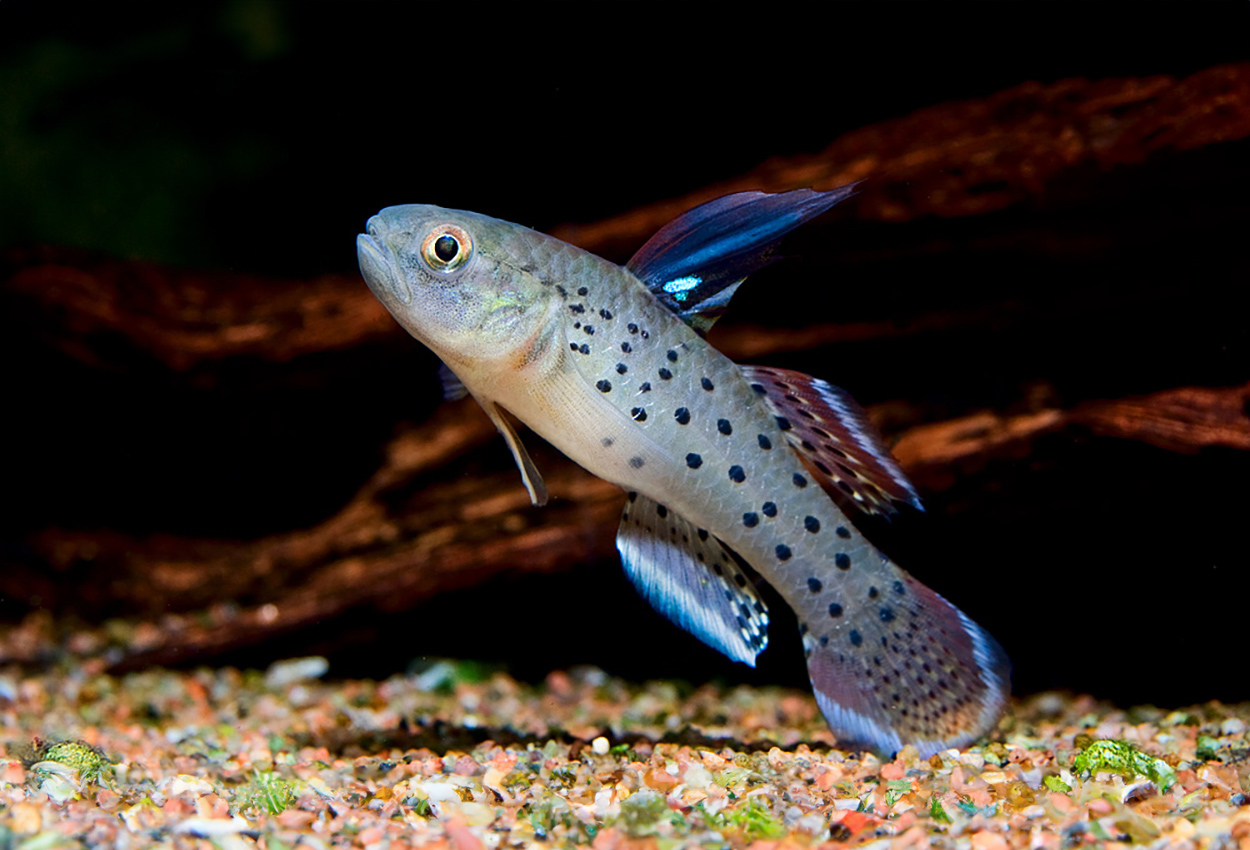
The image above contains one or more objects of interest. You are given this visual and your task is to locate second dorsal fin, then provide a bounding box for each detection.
[741,365,922,520]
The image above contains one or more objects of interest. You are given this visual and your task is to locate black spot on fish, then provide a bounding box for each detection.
[569,343,579,352]
[849,629,863,647]
[641,329,650,339]
[621,342,632,353]
[569,304,585,314]
[757,434,772,450]
[804,516,820,533]
[615,363,628,374]
[599,308,613,320]
[734,573,746,587]
[820,635,830,647]
[658,368,672,380]
[596,379,611,392]
[631,407,647,421]
[807,577,822,593]
[655,503,667,517]
[666,349,678,362]
[627,323,638,334]
[555,284,567,297]
[577,286,588,296]
[728,465,745,483]
[697,529,708,541]
[717,418,732,435]
[628,492,638,502]
[836,526,851,539]
[828,602,842,617]
[893,580,906,595]
[701,377,715,391]
[742,512,759,528]
[638,382,650,393]
[584,325,595,335]
[629,456,644,469]
[674,407,690,425]
[880,607,896,623]
[685,453,702,469]
[761,501,777,517]
[775,544,792,561]
[793,473,808,488]
[775,416,792,431]
[574,322,581,329]
[579,344,590,355]
[868,586,878,598]
[835,553,851,570]
[602,437,613,447]
[750,383,766,395]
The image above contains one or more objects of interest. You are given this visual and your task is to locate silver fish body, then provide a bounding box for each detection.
[357,192,1009,756]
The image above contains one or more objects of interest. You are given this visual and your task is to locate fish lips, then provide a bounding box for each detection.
[356,228,412,306]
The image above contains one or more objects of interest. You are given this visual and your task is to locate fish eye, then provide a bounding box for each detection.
[420,224,473,272]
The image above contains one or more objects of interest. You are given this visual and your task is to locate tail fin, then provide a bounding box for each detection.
[801,572,1010,758]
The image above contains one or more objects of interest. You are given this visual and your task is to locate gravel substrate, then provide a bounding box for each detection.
[1,651,1247,849]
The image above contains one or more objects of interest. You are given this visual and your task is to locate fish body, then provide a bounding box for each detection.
[357,189,1009,756]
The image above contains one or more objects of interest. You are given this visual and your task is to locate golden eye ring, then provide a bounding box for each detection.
[420,224,474,272]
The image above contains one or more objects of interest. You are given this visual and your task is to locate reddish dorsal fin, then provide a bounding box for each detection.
[740,366,922,520]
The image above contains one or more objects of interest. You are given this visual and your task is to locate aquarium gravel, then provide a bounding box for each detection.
[0,634,1247,849]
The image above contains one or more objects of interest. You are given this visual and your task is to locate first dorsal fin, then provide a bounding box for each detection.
[741,365,922,520]
[627,186,857,334]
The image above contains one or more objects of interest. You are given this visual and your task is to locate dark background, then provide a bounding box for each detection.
[2,3,1248,708]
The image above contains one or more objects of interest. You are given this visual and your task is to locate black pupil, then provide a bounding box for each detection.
[433,234,459,263]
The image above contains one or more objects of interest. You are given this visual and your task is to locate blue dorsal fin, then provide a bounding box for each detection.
[616,493,769,666]
[627,185,858,333]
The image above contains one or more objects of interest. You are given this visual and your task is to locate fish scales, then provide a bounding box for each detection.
[357,189,1010,756]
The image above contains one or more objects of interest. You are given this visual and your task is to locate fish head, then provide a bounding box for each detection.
[357,204,558,375]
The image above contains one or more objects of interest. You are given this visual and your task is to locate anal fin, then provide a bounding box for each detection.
[617,493,768,666]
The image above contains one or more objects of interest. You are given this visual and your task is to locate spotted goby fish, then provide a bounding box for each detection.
[356,188,1010,756]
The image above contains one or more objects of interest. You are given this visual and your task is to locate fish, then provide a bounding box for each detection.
[356,187,1010,756]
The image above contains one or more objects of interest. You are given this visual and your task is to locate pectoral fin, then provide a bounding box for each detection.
[616,493,768,666]
[479,399,548,506]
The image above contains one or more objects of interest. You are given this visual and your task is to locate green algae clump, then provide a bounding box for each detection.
[1072,740,1176,791]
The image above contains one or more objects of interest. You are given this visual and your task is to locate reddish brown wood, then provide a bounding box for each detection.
[3,65,1248,670]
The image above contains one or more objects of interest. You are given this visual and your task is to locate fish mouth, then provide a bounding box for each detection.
[356,226,411,306]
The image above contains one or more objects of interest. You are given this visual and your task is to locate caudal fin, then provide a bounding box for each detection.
[802,573,1010,758]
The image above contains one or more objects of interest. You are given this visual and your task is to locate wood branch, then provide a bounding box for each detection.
[5,65,1247,377]
[2,245,394,372]
[3,65,1248,679]
[3,378,1245,670]
[552,64,1250,258]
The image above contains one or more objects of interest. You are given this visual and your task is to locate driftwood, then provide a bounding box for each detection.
[3,65,1249,702]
